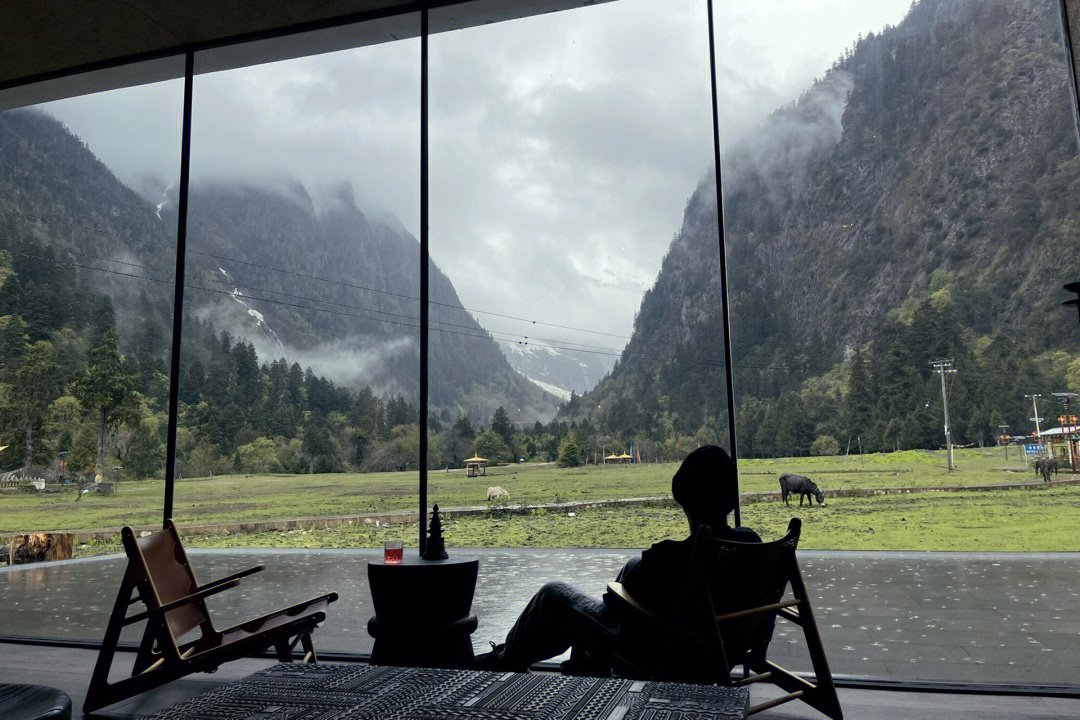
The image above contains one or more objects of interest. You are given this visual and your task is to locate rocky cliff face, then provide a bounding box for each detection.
[570,0,1080,441]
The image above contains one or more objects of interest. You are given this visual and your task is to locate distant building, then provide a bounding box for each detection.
[465,456,488,477]
[1036,426,1079,471]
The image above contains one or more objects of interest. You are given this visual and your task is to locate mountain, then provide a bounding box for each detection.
[0,109,559,426]
[565,0,1080,456]
[500,342,615,401]
[176,180,559,424]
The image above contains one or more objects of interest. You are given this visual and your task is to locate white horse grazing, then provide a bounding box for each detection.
[487,486,510,501]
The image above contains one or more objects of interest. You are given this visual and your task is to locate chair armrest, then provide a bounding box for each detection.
[715,598,800,624]
[604,582,658,619]
[199,565,265,591]
[123,579,241,625]
[216,592,338,636]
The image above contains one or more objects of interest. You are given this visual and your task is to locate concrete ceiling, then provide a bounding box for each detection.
[0,0,608,110]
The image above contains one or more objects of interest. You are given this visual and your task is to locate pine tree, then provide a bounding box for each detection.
[72,331,140,480]
[13,340,60,472]
[491,406,513,447]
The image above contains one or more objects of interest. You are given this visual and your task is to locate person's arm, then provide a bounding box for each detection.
[616,541,683,614]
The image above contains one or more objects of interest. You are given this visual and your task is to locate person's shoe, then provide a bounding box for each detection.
[474,642,506,671]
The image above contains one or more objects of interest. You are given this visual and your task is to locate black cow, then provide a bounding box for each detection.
[779,474,826,507]
[1035,457,1057,483]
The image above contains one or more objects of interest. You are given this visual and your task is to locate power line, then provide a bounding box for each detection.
[5,204,762,369]
[3,205,812,374]
[1,206,643,341]
[3,214,772,368]
[3,237,1054,384]
[3,246,750,371]
[2,236,676,358]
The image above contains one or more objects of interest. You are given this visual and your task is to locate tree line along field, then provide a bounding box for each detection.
[4,447,1072,553]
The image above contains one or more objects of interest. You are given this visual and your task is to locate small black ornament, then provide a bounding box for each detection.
[423,504,449,560]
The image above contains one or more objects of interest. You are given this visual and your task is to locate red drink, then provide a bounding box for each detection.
[384,541,404,564]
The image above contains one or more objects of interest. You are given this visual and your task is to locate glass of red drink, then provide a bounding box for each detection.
[384,540,403,564]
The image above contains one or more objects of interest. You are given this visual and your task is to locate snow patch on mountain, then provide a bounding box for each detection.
[499,340,615,398]
[525,376,573,402]
[216,265,287,357]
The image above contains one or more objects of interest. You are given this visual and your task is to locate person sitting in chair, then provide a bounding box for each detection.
[476,445,760,673]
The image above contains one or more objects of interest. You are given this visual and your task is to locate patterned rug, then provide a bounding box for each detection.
[138,663,749,720]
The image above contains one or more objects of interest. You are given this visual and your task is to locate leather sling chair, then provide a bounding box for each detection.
[581,519,842,719]
[84,520,337,714]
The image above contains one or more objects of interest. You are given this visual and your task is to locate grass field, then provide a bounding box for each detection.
[74,484,1080,555]
[3,446,1070,555]
[0,447,1035,533]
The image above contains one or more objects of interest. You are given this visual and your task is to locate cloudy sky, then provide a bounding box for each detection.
[40,0,911,352]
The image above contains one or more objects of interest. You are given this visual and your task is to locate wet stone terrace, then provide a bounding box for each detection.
[1,548,1077,687]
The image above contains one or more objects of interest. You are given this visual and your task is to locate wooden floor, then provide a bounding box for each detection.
[3,643,1079,719]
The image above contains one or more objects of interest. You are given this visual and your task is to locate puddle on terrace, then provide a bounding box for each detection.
[2,548,1078,686]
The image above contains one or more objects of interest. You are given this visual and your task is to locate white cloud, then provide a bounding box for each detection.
[38,0,912,349]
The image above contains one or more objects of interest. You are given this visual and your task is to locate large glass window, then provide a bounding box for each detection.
[2,0,1079,691]
[719,0,1080,686]
[0,62,184,642]
[169,17,420,654]
[428,0,727,650]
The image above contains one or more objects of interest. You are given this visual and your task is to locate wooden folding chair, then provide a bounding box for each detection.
[84,520,338,714]
[594,519,842,719]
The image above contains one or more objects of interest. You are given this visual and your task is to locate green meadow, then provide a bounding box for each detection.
[75,484,1080,556]
[2,446,1070,555]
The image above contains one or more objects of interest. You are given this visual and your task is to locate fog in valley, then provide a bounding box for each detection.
[37,0,911,388]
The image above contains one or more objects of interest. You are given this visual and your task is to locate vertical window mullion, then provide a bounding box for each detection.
[705,0,741,526]
[163,49,195,527]
[419,7,430,554]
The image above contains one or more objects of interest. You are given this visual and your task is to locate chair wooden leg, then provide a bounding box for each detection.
[274,639,293,663]
[301,632,318,663]
[131,617,161,675]
[84,569,138,714]
[788,561,843,720]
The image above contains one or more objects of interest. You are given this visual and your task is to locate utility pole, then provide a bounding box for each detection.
[1025,394,1044,441]
[1052,392,1079,473]
[930,359,956,471]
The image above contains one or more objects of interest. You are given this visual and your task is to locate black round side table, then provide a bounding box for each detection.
[367,555,479,669]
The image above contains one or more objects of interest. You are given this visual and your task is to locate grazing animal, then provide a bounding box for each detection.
[1035,457,1063,483]
[779,474,826,507]
[487,486,510,501]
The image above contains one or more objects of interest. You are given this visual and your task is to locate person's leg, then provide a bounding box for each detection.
[496,582,617,671]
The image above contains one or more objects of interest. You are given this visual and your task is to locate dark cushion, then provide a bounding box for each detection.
[0,684,72,720]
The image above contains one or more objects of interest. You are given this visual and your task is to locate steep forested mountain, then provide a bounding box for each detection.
[568,0,1080,457]
[177,180,558,422]
[0,108,556,478]
[0,109,555,423]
